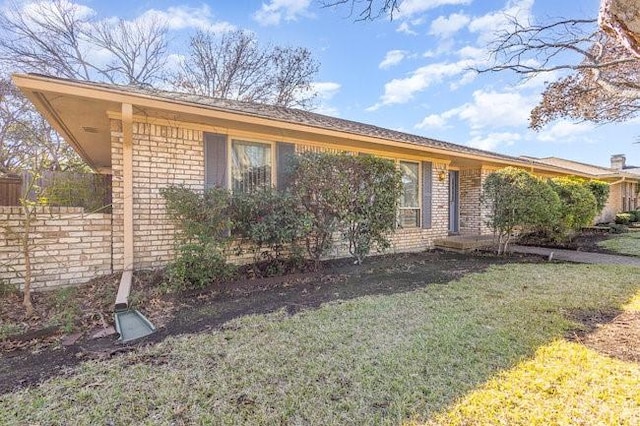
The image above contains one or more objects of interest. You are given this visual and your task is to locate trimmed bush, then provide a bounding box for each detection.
[290,151,403,265]
[584,179,609,214]
[548,177,598,238]
[482,167,561,254]
[230,188,311,276]
[615,213,633,225]
[161,185,234,290]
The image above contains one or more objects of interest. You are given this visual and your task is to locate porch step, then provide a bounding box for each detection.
[433,235,495,252]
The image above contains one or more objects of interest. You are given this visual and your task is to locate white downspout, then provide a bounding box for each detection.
[115,103,134,310]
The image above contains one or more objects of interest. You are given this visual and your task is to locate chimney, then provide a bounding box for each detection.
[611,154,626,170]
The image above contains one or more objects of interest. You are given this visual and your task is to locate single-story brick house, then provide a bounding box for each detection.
[10,73,624,299]
[522,156,640,223]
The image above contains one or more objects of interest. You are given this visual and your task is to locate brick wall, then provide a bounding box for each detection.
[0,206,112,290]
[111,121,204,270]
[110,121,454,268]
[459,168,492,236]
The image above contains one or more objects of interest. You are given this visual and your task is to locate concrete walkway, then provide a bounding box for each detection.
[510,245,640,266]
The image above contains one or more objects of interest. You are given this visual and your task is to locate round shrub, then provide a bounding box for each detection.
[615,213,633,225]
[549,177,598,236]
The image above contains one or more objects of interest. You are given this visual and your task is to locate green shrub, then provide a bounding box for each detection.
[166,242,234,290]
[615,213,633,225]
[161,185,233,290]
[289,152,343,267]
[609,223,629,234]
[584,179,609,213]
[290,152,403,265]
[230,188,311,276]
[621,211,638,223]
[482,167,561,254]
[548,178,598,238]
[338,155,403,264]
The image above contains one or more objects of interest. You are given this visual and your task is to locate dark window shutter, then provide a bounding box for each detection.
[422,161,432,229]
[204,133,228,189]
[276,142,295,191]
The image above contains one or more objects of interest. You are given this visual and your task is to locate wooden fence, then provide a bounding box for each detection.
[0,172,112,211]
[0,175,22,206]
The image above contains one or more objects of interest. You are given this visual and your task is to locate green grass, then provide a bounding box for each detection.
[1,263,639,425]
[598,231,640,256]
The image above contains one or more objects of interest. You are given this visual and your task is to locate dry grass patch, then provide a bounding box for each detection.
[423,340,640,426]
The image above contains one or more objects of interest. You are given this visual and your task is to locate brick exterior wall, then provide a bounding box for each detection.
[0,206,112,290]
[111,121,204,270]
[459,168,492,235]
[110,121,454,268]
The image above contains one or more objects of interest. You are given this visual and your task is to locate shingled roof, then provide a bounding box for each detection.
[521,156,640,179]
[30,74,550,168]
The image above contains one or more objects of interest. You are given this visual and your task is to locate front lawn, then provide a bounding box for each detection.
[1,262,639,425]
[598,230,640,256]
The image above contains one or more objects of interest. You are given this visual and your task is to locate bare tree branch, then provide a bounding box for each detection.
[170,30,319,109]
[476,13,640,129]
[320,0,401,21]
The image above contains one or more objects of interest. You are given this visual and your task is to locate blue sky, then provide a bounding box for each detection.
[33,0,640,167]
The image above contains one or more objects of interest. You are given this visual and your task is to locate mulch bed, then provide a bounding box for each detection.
[517,230,620,254]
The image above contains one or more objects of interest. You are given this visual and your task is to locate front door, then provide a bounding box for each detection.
[448,170,459,234]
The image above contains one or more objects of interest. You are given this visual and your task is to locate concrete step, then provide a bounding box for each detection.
[433,235,495,252]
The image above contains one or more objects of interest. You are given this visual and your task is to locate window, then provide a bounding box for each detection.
[231,140,272,193]
[399,160,420,228]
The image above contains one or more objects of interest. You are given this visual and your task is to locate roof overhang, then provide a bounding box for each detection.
[12,73,601,178]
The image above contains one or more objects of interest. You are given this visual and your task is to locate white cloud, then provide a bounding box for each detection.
[21,0,95,22]
[140,5,235,32]
[415,88,535,132]
[379,50,409,69]
[312,81,341,100]
[396,21,418,35]
[415,113,451,129]
[396,0,473,19]
[468,0,534,43]
[429,13,470,38]
[536,121,595,142]
[253,0,312,26]
[455,89,535,129]
[467,132,521,151]
[307,81,341,116]
[368,58,479,109]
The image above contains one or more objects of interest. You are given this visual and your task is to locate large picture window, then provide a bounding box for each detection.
[399,160,420,228]
[231,140,272,193]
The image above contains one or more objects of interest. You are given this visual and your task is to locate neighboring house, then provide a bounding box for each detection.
[522,155,640,223]
[9,73,607,293]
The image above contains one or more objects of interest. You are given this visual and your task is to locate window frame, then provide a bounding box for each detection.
[397,159,422,229]
[228,138,276,193]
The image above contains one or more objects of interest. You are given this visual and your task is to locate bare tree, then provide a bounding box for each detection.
[321,0,400,21]
[0,0,168,85]
[0,77,84,174]
[171,30,319,109]
[477,15,640,129]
